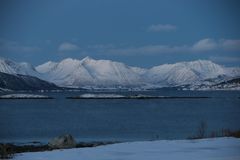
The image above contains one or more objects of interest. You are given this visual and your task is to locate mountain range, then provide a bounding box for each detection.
[0,57,240,91]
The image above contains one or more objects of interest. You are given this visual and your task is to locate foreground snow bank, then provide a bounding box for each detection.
[14,138,240,160]
[0,94,52,99]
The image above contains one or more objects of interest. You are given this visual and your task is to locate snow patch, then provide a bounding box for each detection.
[78,93,125,98]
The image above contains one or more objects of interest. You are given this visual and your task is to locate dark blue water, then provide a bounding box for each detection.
[0,90,239,143]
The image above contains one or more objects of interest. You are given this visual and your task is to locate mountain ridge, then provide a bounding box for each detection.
[0,57,240,90]
[0,72,59,91]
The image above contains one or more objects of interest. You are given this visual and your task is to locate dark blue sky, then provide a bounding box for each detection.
[0,0,239,67]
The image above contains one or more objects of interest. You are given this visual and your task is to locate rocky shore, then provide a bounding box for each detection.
[0,134,117,159]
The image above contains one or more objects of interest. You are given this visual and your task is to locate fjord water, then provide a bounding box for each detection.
[0,90,239,144]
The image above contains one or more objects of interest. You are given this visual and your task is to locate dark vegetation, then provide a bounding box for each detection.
[0,141,117,159]
[188,121,240,139]
[215,77,240,85]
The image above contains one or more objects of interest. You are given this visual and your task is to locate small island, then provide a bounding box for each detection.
[0,94,53,99]
[66,93,210,99]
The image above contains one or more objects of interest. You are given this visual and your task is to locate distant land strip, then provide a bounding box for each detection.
[0,97,54,99]
[66,96,211,99]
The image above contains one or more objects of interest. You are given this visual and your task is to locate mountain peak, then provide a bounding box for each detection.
[172,59,215,66]
[189,59,216,65]
[61,58,76,62]
[81,56,94,62]
[44,61,57,65]
[36,61,58,73]
[0,57,39,76]
[59,58,82,66]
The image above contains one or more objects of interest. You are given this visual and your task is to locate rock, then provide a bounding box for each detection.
[48,134,77,149]
[0,144,14,159]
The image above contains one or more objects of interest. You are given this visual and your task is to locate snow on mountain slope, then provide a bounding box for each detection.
[145,63,199,86]
[36,57,145,87]
[1,56,240,89]
[0,57,40,77]
[36,61,58,73]
[39,58,95,87]
[144,60,240,86]
[79,57,144,86]
[225,67,240,77]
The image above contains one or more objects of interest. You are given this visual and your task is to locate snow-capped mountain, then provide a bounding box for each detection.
[144,60,240,86]
[0,57,40,77]
[36,57,145,88]
[1,56,240,90]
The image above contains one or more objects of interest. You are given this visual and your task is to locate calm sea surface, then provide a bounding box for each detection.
[0,90,239,144]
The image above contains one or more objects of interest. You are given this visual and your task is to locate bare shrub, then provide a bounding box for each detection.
[188,121,240,139]
[197,121,207,138]
[0,144,14,159]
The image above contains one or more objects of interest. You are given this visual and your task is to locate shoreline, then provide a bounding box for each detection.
[0,141,118,155]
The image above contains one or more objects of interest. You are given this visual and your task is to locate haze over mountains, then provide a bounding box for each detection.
[0,57,240,90]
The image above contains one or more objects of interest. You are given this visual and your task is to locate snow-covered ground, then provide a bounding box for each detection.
[0,94,51,99]
[14,138,240,160]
